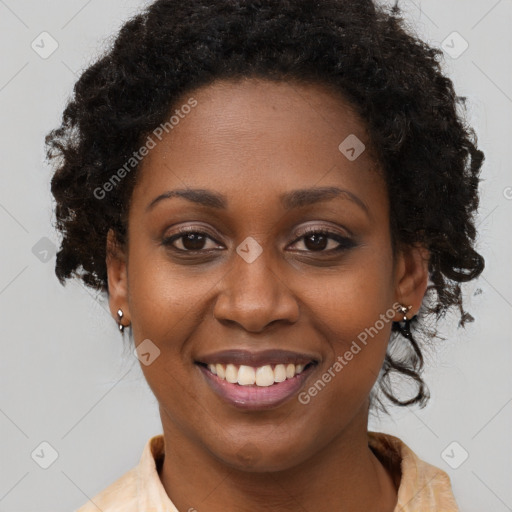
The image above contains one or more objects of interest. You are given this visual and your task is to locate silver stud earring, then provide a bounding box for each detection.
[117,308,126,333]
[397,304,412,321]
[396,304,413,339]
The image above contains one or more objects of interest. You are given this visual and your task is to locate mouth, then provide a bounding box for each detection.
[195,349,319,410]
[197,361,316,386]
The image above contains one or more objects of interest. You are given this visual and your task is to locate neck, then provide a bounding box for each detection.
[158,403,397,512]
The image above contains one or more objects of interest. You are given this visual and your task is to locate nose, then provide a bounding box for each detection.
[212,247,300,333]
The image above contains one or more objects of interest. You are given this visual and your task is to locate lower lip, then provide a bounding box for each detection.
[197,364,316,410]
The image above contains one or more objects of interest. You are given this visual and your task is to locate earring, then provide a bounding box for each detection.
[393,303,424,369]
[396,304,413,339]
[117,308,129,333]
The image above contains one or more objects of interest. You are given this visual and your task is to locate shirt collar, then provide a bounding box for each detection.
[368,431,460,511]
[136,434,179,512]
[136,432,459,511]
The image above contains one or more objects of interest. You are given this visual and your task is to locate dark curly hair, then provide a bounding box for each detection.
[45,0,485,415]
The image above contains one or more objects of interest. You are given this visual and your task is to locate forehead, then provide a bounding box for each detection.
[131,78,384,212]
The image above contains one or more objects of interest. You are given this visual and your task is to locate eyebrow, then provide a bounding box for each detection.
[146,189,227,212]
[145,186,369,216]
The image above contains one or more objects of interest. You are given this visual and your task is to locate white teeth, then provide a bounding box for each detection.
[225,363,238,383]
[274,364,287,382]
[216,363,226,379]
[255,365,274,387]
[207,362,310,386]
[237,365,256,385]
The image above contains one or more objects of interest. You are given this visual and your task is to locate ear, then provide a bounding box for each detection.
[106,228,130,325]
[392,243,430,321]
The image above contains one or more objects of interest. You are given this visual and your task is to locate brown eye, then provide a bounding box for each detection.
[303,232,328,251]
[289,229,356,253]
[162,229,223,252]
[178,232,207,251]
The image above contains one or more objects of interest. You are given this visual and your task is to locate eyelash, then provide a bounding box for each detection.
[162,226,356,254]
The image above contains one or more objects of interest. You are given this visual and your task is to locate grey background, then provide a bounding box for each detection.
[0,0,511,510]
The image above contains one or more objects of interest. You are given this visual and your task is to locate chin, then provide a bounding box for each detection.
[212,438,312,473]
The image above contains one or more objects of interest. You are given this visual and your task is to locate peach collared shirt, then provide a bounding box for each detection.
[75,431,459,511]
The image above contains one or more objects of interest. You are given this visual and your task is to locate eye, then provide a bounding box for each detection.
[162,226,356,254]
[288,228,356,253]
[162,227,224,252]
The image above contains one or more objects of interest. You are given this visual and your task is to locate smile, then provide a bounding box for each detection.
[201,362,313,386]
[197,363,317,410]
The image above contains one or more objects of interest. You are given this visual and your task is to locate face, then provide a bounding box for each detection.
[107,78,428,472]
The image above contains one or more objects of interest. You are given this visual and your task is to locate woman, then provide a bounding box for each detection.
[46,0,485,510]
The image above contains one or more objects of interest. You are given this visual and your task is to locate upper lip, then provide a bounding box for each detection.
[196,349,319,367]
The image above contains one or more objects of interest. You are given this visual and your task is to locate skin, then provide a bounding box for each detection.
[106,78,429,512]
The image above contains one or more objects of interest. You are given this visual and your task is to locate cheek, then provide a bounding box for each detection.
[125,248,210,415]
[126,243,217,342]
[307,242,395,329]
[302,248,395,397]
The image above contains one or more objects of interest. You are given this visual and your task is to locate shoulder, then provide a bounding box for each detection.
[368,431,460,511]
[74,434,167,512]
[74,466,139,512]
